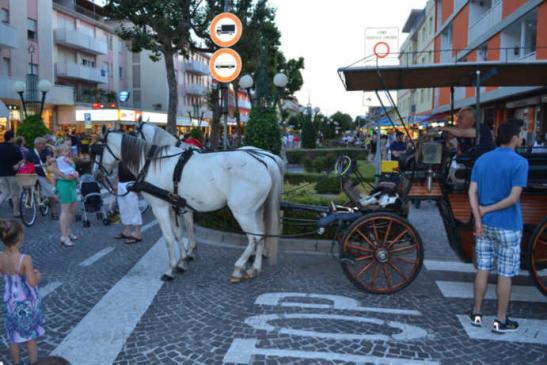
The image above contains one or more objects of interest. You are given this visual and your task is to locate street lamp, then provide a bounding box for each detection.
[12,78,51,119]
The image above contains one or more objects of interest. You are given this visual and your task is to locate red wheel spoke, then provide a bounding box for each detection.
[356,260,375,277]
[372,220,380,243]
[370,262,380,287]
[383,265,393,288]
[535,258,547,264]
[355,228,377,249]
[355,255,374,262]
[387,229,410,249]
[538,239,547,246]
[347,244,373,253]
[394,256,416,265]
[390,244,417,255]
[388,261,408,282]
[383,220,393,246]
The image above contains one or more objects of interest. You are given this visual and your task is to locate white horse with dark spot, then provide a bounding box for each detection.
[133,121,285,261]
[93,130,282,282]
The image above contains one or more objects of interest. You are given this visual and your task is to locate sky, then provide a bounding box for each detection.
[268,0,428,118]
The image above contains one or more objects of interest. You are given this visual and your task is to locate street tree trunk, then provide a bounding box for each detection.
[164,49,178,136]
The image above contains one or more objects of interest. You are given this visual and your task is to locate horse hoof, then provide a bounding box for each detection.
[230,276,241,284]
[176,266,186,274]
[161,274,174,282]
[243,268,258,280]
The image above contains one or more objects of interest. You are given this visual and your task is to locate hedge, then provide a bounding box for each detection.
[286,148,368,165]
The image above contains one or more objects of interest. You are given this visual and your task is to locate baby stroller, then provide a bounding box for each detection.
[80,174,110,227]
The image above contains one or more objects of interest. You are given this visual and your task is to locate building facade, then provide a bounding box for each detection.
[433,0,546,142]
[0,0,218,137]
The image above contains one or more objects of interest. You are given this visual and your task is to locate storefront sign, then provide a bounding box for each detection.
[142,111,167,125]
[505,96,540,109]
[76,109,118,122]
[119,90,130,103]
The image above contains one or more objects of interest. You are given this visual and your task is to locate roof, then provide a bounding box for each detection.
[338,62,547,91]
[402,9,424,33]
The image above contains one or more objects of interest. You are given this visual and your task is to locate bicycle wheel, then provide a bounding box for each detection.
[19,188,37,227]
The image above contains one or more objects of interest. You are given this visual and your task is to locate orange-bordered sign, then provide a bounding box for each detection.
[209,12,243,48]
[209,48,242,83]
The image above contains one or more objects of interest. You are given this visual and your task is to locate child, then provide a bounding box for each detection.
[0,219,45,364]
[55,144,78,179]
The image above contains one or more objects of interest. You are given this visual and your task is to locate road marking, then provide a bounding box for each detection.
[51,237,167,364]
[255,292,421,316]
[245,313,428,341]
[39,281,62,299]
[424,260,526,276]
[435,281,547,303]
[141,219,158,232]
[223,338,439,365]
[79,247,115,267]
[456,315,547,345]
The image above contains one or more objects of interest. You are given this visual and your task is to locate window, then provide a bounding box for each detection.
[27,18,37,40]
[2,57,11,76]
[523,18,537,55]
[28,63,38,75]
[478,44,488,61]
[1,8,8,23]
[107,35,113,50]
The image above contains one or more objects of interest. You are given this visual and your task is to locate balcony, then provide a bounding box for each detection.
[54,28,107,55]
[185,60,209,75]
[0,22,18,49]
[186,83,208,96]
[468,0,502,44]
[0,76,74,105]
[55,62,107,84]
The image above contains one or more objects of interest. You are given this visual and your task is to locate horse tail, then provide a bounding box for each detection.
[263,157,283,264]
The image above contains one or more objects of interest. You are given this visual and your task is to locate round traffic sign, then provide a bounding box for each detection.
[373,41,390,58]
[209,48,242,83]
[210,12,243,48]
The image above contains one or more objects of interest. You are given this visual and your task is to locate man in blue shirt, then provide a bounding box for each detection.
[468,120,528,334]
[389,132,407,160]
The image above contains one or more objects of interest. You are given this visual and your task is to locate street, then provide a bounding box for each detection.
[0,201,545,365]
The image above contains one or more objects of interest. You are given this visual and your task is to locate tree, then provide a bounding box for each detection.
[244,106,281,154]
[104,0,205,135]
[300,114,316,149]
[330,111,353,132]
[17,115,50,147]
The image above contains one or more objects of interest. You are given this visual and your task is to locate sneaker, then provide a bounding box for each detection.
[492,317,519,334]
[469,311,482,327]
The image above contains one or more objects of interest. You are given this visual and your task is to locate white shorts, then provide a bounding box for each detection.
[117,182,142,226]
[0,176,20,205]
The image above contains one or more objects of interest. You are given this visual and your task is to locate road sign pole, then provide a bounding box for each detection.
[222,84,229,149]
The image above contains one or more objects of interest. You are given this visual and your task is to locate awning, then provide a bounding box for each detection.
[0,100,9,118]
[338,61,547,91]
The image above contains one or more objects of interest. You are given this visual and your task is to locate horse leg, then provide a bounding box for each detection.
[182,211,197,261]
[152,206,178,281]
[170,210,189,274]
[230,211,264,283]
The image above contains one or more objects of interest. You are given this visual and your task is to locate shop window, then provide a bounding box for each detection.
[523,17,537,55]
[27,18,37,40]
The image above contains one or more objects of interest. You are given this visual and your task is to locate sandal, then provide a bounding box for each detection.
[125,237,142,244]
[115,233,132,240]
[469,311,482,327]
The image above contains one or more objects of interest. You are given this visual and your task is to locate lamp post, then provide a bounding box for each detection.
[239,72,288,111]
[12,78,51,120]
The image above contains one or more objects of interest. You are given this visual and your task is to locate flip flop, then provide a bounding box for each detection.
[125,237,142,244]
[114,233,132,239]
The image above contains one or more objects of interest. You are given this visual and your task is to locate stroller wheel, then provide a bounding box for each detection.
[103,218,111,226]
[83,220,91,228]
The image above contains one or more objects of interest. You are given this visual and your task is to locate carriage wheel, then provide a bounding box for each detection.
[340,212,423,294]
[527,217,547,296]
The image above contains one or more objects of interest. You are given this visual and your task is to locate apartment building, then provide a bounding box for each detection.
[398,0,436,123]
[431,0,546,142]
[0,0,216,135]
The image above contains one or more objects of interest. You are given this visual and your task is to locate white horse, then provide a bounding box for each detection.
[93,130,283,282]
[133,121,285,260]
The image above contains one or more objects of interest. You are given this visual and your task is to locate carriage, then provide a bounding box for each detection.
[320,59,547,296]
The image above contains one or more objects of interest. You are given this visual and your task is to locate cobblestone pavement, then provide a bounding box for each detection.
[0,201,545,365]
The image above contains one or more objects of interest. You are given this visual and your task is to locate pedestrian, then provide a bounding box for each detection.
[0,131,24,217]
[25,137,59,219]
[15,136,29,158]
[441,107,495,153]
[468,120,528,333]
[55,144,79,247]
[389,131,407,160]
[0,219,45,365]
[114,162,142,244]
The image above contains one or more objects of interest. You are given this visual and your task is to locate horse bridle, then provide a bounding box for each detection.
[91,130,121,193]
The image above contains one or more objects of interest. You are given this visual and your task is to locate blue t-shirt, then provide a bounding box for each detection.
[470,147,528,231]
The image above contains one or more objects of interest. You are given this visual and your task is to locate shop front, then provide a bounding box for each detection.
[506,96,542,146]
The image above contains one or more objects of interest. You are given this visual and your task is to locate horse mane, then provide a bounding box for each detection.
[121,133,173,174]
[147,123,178,145]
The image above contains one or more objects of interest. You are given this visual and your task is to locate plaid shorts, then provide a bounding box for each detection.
[475,224,522,277]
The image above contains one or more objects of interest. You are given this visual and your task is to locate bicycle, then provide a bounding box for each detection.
[16,174,50,227]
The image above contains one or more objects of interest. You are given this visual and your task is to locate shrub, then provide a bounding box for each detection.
[286,148,367,164]
[300,115,317,149]
[315,176,341,194]
[285,172,341,194]
[190,128,203,142]
[16,115,50,148]
[244,106,281,154]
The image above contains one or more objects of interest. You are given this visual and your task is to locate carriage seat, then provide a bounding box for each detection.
[342,180,400,209]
